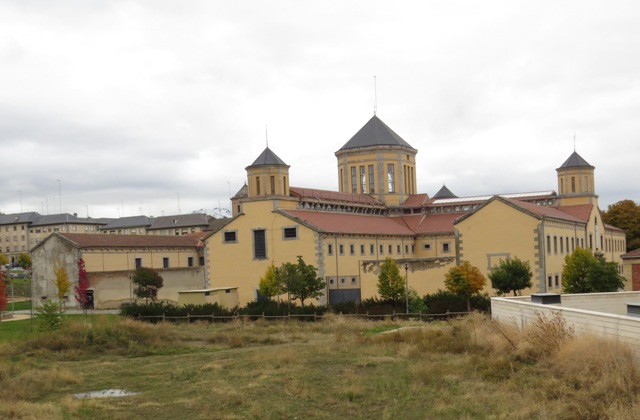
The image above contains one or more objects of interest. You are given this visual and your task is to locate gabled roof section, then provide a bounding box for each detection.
[622,249,640,259]
[30,213,112,227]
[401,194,430,208]
[432,185,457,199]
[148,214,210,230]
[54,233,203,249]
[337,115,415,151]
[455,196,585,225]
[556,204,593,222]
[290,187,385,207]
[0,212,41,225]
[399,213,461,234]
[247,147,288,167]
[101,215,152,230]
[558,151,594,169]
[280,210,414,235]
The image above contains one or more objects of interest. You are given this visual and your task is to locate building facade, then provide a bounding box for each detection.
[204,115,628,306]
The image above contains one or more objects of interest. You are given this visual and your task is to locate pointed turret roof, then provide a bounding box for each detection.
[338,115,415,151]
[432,184,457,199]
[247,147,288,168]
[558,151,594,169]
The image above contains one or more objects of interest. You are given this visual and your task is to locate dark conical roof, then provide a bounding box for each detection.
[433,184,457,199]
[558,151,593,169]
[248,147,288,167]
[338,115,415,151]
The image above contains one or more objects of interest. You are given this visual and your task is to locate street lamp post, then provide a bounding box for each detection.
[404,263,409,314]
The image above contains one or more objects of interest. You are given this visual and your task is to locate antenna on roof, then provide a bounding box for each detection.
[373,75,378,115]
[265,124,269,148]
[573,131,576,152]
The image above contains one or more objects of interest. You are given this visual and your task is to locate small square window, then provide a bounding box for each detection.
[224,231,237,243]
[424,243,431,250]
[442,243,450,253]
[283,227,298,239]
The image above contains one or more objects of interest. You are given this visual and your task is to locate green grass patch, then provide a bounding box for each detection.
[362,324,400,335]
[8,299,32,311]
[0,318,37,341]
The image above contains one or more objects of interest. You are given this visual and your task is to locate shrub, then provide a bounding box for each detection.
[240,299,326,317]
[120,301,237,321]
[35,301,64,331]
[422,290,490,314]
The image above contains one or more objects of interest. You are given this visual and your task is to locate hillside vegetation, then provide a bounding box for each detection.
[1,313,639,419]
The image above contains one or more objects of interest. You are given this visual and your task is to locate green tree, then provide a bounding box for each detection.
[54,265,71,311]
[444,261,486,311]
[377,257,405,303]
[488,257,533,296]
[280,256,325,307]
[0,271,7,317]
[562,248,625,293]
[602,199,640,252]
[17,253,32,269]
[132,267,164,302]
[258,263,282,300]
[0,253,8,266]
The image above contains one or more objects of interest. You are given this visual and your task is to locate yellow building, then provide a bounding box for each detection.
[204,115,627,306]
[32,233,206,309]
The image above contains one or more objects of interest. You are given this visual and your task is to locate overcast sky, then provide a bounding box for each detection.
[1,1,638,219]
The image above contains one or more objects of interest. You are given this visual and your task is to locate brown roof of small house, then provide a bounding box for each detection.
[622,249,640,259]
[556,204,593,222]
[400,213,462,234]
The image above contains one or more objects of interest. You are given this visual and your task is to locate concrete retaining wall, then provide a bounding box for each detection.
[492,292,640,348]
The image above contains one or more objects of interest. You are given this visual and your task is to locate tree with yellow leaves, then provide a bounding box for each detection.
[444,261,486,312]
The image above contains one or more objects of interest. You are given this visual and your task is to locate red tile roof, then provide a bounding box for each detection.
[399,213,462,234]
[281,210,414,235]
[506,199,585,223]
[401,194,430,207]
[57,233,203,249]
[556,204,593,222]
[289,187,385,206]
[622,249,640,259]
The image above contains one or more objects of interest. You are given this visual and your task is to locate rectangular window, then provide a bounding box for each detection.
[199,256,205,266]
[349,244,355,255]
[253,229,267,259]
[571,176,576,193]
[405,245,409,253]
[188,257,194,267]
[379,244,384,254]
[163,257,169,268]
[351,277,357,285]
[388,244,392,254]
[351,166,357,193]
[360,244,365,255]
[387,164,395,193]
[370,244,375,255]
[548,275,552,287]
[224,231,237,243]
[256,176,261,196]
[135,258,142,269]
[555,275,559,287]
[368,165,375,193]
[442,243,450,253]
[560,237,564,254]
[566,237,570,254]
[397,245,401,254]
[546,235,551,254]
[360,166,366,193]
[554,236,557,254]
[270,175,275,195]
[424,243,431,250]
[328,244,333,255]
[283,227,298,239]
[339,244,344,255]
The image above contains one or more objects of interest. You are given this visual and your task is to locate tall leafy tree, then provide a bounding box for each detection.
[602,199,640,252]
[488,257,532,296]
[132,267,164,302]
[54,265,71,311]
[444,261,486,311]
[0,253,9,267]
[258,263,282,300]
[281,256,325,307]
[74,258,90,311]
[562,248,625,293]
[377,257,405,303]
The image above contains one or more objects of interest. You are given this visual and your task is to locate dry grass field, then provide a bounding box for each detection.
[1,313,640,419]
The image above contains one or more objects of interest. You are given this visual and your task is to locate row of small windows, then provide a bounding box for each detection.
[5,246,26,252]
[133,256,199,269]
[326,241,450,256]
[327,276,359,287]
[347,164,397,194]
[547,235,583,255]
